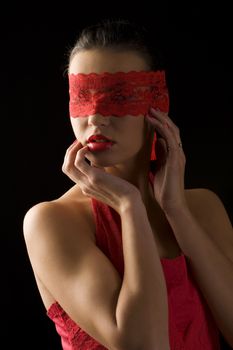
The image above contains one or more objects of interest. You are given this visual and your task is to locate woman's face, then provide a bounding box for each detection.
[69,49,153,167]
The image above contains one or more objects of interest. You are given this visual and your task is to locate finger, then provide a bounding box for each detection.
[63,140,82,169]
[62,141,86,179]
[150,108,181,138]
[146,115,174,142]
[155,138,169,166]
[76,146,107,177]
[74,146,93,176]
[148,108,182,145]
[146,114,178,151]
[64,139,81,155]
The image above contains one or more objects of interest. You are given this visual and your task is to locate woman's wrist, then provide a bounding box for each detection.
[119,191,145,216]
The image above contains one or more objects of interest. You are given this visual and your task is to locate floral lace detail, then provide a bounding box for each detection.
[47,302,108,349]
[68,70,169,117]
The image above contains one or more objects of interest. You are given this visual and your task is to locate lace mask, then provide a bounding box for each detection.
[68,70,169,161]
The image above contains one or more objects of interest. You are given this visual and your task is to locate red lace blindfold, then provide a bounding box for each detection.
[68,71,169,161]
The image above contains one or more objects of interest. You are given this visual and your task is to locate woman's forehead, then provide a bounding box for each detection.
[69,49,148,75]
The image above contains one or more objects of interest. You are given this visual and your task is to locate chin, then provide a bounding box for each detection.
[85,153,116,168]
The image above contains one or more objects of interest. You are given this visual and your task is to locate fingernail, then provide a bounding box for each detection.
[151,107,160,113]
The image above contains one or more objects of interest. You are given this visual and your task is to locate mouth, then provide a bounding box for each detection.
[86,140,115,152]
[87,134,114,143]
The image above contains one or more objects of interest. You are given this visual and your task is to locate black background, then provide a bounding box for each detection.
[2,2,232,349]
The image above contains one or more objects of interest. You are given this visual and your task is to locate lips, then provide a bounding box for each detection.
[87,134,113,143]
[87,134,115,152]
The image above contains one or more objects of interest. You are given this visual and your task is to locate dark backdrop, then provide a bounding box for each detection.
[2,2,232,349]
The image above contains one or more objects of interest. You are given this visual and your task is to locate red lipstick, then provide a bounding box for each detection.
[87,134,115,152]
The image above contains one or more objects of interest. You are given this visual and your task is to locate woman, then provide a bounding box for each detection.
[23,19,233,349]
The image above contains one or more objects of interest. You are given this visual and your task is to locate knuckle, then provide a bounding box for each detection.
[62,164,67,173]
[89,174,99,185]
[62,162,73,174]
[74,152,82,167]
[81,184,89,195]
[74,157,81,168]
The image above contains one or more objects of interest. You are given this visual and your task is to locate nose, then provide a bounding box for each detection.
[88,113,110,127]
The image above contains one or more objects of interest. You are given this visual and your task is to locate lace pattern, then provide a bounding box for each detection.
[68,70,169,117]
[47,302,107,349]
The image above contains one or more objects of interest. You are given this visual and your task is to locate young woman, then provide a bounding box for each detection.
[23,19,233,350]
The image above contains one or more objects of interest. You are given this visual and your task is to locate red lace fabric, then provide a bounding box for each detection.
[68,70,169,117]
[68,70,169,161]
[47,302,106,350]
[47,170,220,349]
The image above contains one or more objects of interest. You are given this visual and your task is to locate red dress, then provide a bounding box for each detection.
[47,171,220,349]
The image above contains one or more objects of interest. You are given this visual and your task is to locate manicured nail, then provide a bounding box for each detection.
[151,107,160,113]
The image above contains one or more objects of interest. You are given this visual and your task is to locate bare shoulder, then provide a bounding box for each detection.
[23,187,124,349]
[185,187,231,220]
[185,187,233,262]
[23,184,94,244]
[23,185,96,309]
[23,184,96,290]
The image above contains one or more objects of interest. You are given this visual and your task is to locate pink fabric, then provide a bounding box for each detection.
[47,171,220,349]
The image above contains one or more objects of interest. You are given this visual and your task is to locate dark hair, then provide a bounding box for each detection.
[65,18,165,74]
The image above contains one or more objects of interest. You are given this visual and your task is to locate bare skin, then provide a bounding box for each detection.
[24,48,233,348]
[68,49,157,208]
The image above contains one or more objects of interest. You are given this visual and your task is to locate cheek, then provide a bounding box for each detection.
[120,114,144,128]
[133,116,146,137]
[70,117,85,135]
[121,116,145,145]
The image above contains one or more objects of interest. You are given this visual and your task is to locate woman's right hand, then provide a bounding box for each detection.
[62,140,141,214]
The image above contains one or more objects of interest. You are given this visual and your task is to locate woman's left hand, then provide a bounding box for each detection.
[145,107,187,213]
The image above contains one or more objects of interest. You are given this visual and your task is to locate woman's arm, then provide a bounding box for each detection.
[163,188,233,347]
[116,197,170,350]
[24,195,170,350]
